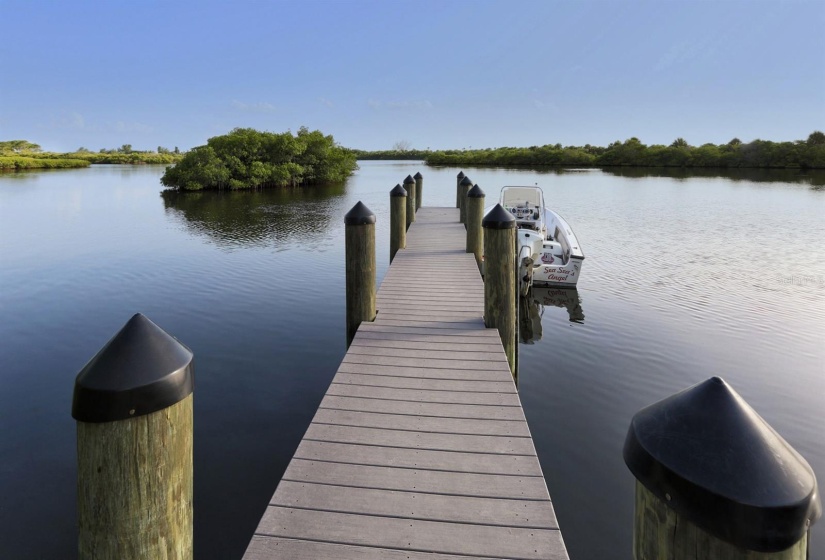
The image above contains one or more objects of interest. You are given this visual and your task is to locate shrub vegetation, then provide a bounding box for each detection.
[419,132,825,169]
[0,140,184,168]
[0,156,90,169]
[160,127,358,191]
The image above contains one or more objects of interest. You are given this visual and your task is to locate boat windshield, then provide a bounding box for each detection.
[501,187,542,208]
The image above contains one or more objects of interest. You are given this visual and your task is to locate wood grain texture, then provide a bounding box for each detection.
[466,192,485,270]
[406,180,416,229]
[484,223,517,375]
[77,395,192,560]
[390,189,406,263]
[345,221,375,346]
[243,207,568,559]
[633,482,807,560]
[282,459,549,499]
[255,507,565,559]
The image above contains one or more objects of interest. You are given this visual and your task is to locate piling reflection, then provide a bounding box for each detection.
[519,287,584,344]
[160,184,346,249]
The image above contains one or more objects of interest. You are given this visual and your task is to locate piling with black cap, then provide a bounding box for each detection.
[414,171,423,210]
[624,377,820,560]
[72,313,194,560]
[483,204,517,375]
[466,184,485,270]
[456,171,465,207]
[403,175,416,229]
[390,184,407,263]
[345,201,376,345]
[458,176,474,225]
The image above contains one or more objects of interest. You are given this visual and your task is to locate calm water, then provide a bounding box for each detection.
[1,163,823,559]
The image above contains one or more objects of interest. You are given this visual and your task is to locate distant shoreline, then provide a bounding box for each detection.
[0,152,183,170]
[355,132,825,170]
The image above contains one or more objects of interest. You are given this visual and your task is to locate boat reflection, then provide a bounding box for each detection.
[519,287,584,344]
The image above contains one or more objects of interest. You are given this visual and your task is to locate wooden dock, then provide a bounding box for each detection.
[244,207,569,560]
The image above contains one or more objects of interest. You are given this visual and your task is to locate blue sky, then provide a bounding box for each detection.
[1,0,823,152]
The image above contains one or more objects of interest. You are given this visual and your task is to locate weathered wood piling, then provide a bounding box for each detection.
[458,176,473,225]
[624,377,820,560]
[455,170,465,207]
[483,203,517,375]
[403,174,416,230]
[466,183,485,270]
[414,171,423,210]
[389,184,407,262]
[72,313,194,560]
[344,201,376,346]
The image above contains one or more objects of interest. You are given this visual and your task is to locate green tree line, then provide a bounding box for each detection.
[0,140,184,169]
[160,127,358,191]
[419,132,825,169]
[351,148,431,160]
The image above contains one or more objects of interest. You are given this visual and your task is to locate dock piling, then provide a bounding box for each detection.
[72,313,194,560]
[483,204,517,375]
[414,171,423,210]
[458,176,473,225]
[403,175,416,230]
[624,377,820,560]
[345,201,377,346]
[390,184,407,262]
[466,183,485,270]
[455,171,465,208]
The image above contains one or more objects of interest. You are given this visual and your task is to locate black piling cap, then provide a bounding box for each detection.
[459,176,473,187]
[344,201,376,225]
[72,313,194,423]
[468,184,485,198]
[624,377,821,552]
[482,204,516,229]
[390,184,407,197]
[403,174,415,185]
[413,171,423,179]
[457,171,465,179]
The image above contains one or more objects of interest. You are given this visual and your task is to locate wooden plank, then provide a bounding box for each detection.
[326,383,521,405]
[375,305,484,315]
[374,299,484,310]
[350,338,503,352]
[254,508,565,560]
[303,424,536,455]
[375,294,482,304]
[294,440,540,475]
[335,362,508,381]
[282,459,548,499]
[341,354,511,373]
[332,373,515,393]
[319,395,527,421]
[353,331,499,346]
[346,346,504,362]
[370,313,484,330]
[245,536,508,560]
[312,408,530,437]
[271,481,557,528]
[355,323,499,338]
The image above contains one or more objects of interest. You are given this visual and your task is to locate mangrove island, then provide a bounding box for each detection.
[160,127,357,191]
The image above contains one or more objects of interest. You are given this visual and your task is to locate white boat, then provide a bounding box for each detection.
[494,186,584,289]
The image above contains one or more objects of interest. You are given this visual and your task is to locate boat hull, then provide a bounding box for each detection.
[532,256,583,287]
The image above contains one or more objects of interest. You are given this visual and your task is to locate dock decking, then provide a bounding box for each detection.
[244,207,569,560]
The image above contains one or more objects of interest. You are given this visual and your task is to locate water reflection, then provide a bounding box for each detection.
[161,184,347,249]
[519,287,584,344]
